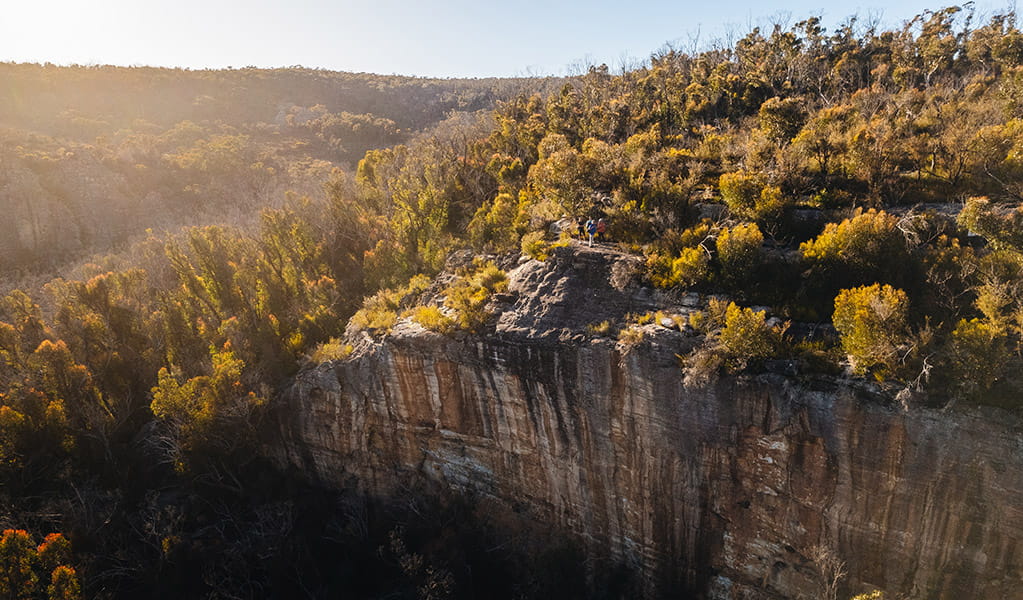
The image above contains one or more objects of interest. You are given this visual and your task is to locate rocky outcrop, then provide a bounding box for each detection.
[271,244,1023,599]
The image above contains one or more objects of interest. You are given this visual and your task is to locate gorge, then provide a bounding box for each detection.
[272,244,1023,599]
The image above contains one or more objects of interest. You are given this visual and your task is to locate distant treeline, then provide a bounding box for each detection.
[0,63,557,275]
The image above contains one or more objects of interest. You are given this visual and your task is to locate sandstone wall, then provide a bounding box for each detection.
[272,247,1023,599]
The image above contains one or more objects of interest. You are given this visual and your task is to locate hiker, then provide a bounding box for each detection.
[585,218,597,247]
[576,218,585,240]
[596,218,607,241]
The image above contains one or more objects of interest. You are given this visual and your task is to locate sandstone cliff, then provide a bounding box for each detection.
[272,244,1023,599]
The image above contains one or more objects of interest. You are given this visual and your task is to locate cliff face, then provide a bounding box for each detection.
[272,245,1023,599]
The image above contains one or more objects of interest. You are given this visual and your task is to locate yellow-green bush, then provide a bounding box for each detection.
[520,231,549,261]
[688,297,730,334]
[948,318,1010,398]
[350,274,431,334]
[718,303,781,370]
[618,326,645,346]
[349,289,401,332]
[587,320,614,336]
[648,247,710,289]
[719,170,763,218]
[467,191,528,251]
[308,338,353,363]
[683,301,785,386]
[719,171,790,220]
[444,262,508,331]
[717,222,763,284]
[801,209,905,281]
[410,305,455,334]
[672,247,711,287]
[832,284,908,378]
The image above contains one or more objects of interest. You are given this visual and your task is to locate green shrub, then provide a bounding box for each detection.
[948,318,1010,399]
[628,311,686,330]
[628,312,656,325]
[717,222,763,285]
[718,303,782,371]
[586,320,614,336]
[801,209,906,283]
[350,289,401,333]
[957,196,1023,252]
[672,247,711,287]
[719,171,789,220]
[411,305,455,334]
[758,96,807,144]
[350,274,431,335]
[688,297,730,334]
[754,185,787,220]
[467,191,526,251]
[832,284,909,378]
[719,170,763,218]
[308,338,353,363]
[444,261,508,331]
[649,247,710,289]
[646,253,675,288]
[617,326,644,346]
[683,301,785,386]
[520,231,549,261]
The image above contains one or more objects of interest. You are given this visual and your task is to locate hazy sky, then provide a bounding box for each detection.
[0,1,1008,78]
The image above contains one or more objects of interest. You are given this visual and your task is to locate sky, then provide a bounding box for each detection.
[0,0,1011,78]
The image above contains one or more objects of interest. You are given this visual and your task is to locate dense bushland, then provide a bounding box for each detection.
[0,63,550,275]
[4,6,1023,597]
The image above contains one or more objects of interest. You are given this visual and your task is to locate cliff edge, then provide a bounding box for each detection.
[271,243,1023,599]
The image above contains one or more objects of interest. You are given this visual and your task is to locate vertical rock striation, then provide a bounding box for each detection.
[272,246,1023,599]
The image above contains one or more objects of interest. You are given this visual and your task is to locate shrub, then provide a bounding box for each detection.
[628,312,656,325]
[411,305,455,334]
[672,247,711,287]
[646,253,675,288]
[719,170,763,218]
[800,209,906,283]
[683,301,785,386]
[719,171,789,220]
[832,284,909,378]
[468,192,527,251]
[718,304,781,371]
[947,318,1010,399]
[688,297,730,334]
[617,326,645,346]
[444,262,508,331]
[350,274,431,335]
[758,96,807,144]
[717,222,763,285]
[0,530,80,600]
[150,345,266,469]
[754,185,787,220]
[350,289,400,332]
[586,320,614,336]
[520,231,549,261]
[630,311,686,330]
[649,247,710,289]
[308,338,353,363]
[957,196,1023,252]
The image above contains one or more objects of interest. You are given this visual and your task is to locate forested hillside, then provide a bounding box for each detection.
[0,63,544,275]
[2,6,1023,598]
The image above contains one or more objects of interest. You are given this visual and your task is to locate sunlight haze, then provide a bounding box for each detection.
[0,0,1007,76]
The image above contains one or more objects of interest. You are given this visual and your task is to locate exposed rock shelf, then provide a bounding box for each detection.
[271,244,1023,599]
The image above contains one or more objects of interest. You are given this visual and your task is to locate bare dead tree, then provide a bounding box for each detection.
[810,544,848,600]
